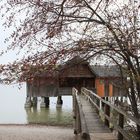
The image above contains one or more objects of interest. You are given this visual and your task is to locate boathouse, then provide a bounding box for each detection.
[26,56,126,97]
[24,56,126,107]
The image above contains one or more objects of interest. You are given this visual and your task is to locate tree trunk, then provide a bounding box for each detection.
[129,79,140,136]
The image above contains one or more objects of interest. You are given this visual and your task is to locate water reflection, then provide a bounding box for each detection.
[56,107,62,122]
[25,107,50,124]
[0,84,73,125]
[25,97,73,126]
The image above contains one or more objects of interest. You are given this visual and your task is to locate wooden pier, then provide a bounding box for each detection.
[73,88,140,140]
[73,89,117,140]
[81,95,117,140]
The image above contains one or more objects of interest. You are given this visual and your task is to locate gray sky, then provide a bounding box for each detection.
[0,22,11,64]
[0,21,21,64]
[0,0,139,65]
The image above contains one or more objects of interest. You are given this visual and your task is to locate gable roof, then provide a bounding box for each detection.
[65,56,88,65]
[59,57,124,78]
[58,56,89,71]
[22,56,125,81]
[90,65,123,78]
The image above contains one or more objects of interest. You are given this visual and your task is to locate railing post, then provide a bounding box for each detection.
[96,98,100,114]
[73,89,77,134]
[74,99,79,134]
[73,91,76,119]
[73,89,81,135]
[118,113,124,140]
[104,97,110,128]
[77,107,81,134]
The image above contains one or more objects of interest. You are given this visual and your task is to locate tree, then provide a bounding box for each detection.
[0,0,140,134]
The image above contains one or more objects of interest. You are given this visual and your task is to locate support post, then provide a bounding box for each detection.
[32,97,37,107]
[56,96,63,107]
[45,97,50,107]
[40,97,46,108]
[118,113,124,140]
[24,96,32,108]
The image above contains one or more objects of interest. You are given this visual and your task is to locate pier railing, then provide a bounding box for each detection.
[81,87,140,140]
[72,88,90,140]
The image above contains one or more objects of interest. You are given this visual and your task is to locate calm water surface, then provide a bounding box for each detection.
[0,83,73,126]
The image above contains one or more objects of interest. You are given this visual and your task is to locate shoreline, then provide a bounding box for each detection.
[0,123,73,127]
[0,124,75,140]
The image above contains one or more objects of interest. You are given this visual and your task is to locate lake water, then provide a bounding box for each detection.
[0,83,73,126]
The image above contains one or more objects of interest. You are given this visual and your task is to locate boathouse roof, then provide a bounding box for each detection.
[90,65,123,78]
[60,56,123,78]
[22,56,125,81]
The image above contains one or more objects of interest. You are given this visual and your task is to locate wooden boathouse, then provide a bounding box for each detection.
[24,56,126,107]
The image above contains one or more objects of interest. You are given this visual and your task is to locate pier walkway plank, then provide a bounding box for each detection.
[79,95,117,140]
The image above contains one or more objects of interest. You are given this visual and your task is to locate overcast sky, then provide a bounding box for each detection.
[0,0,139,65]
[0,22,11,64]
[0,20,22,64]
